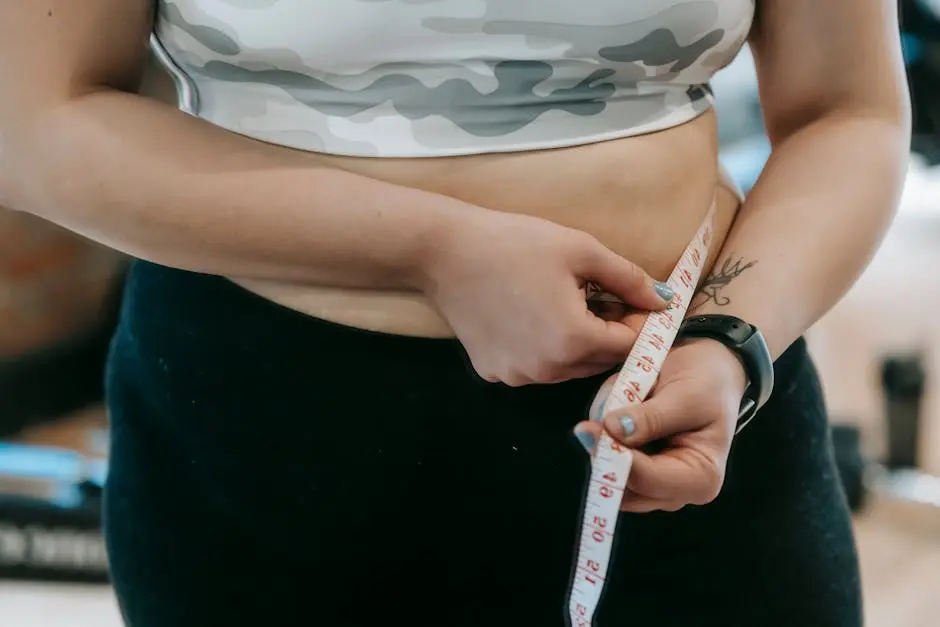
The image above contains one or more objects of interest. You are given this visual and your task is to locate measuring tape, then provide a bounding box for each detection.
[567,202,716,626]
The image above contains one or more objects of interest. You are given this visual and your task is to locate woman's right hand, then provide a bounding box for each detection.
[421,208,673,386]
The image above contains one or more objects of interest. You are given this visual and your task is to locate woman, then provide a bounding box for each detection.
[0,0,908,625]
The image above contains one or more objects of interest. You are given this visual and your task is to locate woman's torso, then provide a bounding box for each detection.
[144,0,755,337]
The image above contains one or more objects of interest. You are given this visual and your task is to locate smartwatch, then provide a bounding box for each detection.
[675,314,774,434]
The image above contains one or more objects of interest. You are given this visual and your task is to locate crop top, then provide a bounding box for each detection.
[152,0,756,158]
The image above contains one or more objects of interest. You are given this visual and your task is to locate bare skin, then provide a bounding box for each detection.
[2,0,904,388]
[141,59,743,338]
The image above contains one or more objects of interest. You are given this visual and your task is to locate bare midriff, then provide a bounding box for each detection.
[142,61,742,339]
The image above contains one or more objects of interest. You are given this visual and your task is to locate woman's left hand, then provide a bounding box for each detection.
[574,337,749,513]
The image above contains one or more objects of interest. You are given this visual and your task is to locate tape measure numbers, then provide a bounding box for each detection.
[567,203,717,627]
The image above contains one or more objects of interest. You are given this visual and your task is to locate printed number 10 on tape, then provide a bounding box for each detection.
[567,205,716,627]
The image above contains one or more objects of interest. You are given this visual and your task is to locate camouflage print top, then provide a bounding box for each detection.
[153,0,755,157]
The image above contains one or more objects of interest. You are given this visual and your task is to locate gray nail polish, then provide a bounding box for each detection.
[575,431,596,452]
[654,282,674,301]
[620,417,636,437]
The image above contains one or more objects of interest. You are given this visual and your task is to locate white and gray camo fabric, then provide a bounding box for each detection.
[153,0,756,157]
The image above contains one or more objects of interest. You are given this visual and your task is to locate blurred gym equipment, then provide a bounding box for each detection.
[0,195,120,582]
[882,355,927,471]
[0,440,108,583]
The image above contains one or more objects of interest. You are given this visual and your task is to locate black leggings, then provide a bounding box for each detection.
[104,261,862,627]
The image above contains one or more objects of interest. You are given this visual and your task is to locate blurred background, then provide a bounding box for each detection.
[3,3,940,625]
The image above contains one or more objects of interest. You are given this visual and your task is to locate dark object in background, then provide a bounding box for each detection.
[0,208,127,437]
[0,443,107,583]
[903,0,940,163]
[881,354,927,470]
[0,209,127,437]
[831,424,867,513]
[0,497,107,584]
[0,274,124,438]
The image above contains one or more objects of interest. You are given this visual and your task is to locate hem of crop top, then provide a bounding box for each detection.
[186,101,714,159]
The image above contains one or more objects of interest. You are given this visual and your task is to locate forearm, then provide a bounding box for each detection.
[691,113,909,359]
[0,89,470,290]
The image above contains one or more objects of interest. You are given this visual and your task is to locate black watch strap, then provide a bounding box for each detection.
[676,314,774,434]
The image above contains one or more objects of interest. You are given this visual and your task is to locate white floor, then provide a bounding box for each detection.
[0,582,123,627]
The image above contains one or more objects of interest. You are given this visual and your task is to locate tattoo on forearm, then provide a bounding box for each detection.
[583,254,757,313]
[690,256,757,310]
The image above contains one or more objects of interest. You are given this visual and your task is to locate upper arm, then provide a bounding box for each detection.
[0,0,153,120]
[748,0,910,142]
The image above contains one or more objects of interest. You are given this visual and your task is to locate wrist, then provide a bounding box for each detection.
[676,314,776,432]
[408,197,485,294]
[390,190,479,292]
[678,336,748,396]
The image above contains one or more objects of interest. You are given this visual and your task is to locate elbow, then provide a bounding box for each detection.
[765,82,912,151]
[870,90,913,156]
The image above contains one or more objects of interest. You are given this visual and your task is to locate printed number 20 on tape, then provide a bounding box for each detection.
[567,205,716,627]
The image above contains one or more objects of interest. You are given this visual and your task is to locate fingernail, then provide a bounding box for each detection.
[654,281,674,302]
[620,416,636,437]
[575,431,596,452]
[593,397,607,422]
